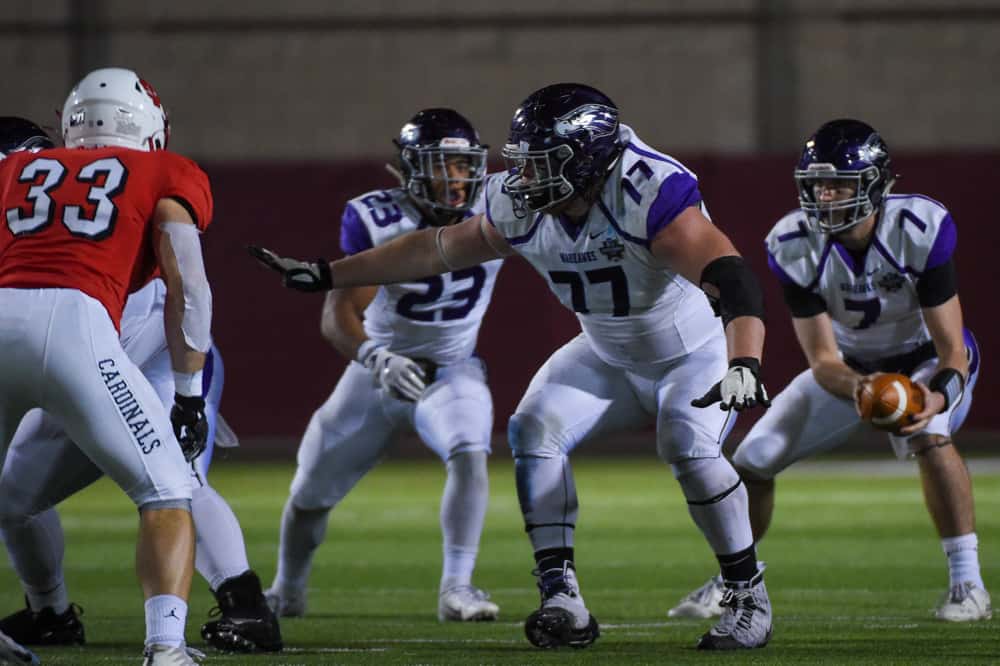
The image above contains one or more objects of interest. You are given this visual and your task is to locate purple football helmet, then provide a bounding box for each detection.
[0,116,54,158]
[795,118,895,234]
[501,83,623,217]
[394,108,488,225]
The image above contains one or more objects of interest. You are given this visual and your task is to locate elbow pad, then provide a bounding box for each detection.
[161,221,213,352]
[699,255,765,327]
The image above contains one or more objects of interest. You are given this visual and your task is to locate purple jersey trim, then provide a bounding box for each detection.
[625,143,693,175]
[832,241,869,277]
[505,213,545,246]
[557,214,584,241]
[805,240,835,291]
[776,220,809,243]
[887,193,948,210]
[646,173,702,240]
[596,200,648,247]
[340,204,374,255]
[926,213,957,269]
[766,249,799,286]
[965,328,980,376]
[872,236,921,276]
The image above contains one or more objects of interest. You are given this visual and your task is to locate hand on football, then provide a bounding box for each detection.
[248,245,333,292]
[852,373,881,417]
[170,393,208,462]
[363,348,427,402]
[692,358,771,411]
[896,381,945,435]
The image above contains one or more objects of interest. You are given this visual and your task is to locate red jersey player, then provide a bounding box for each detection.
[0,68,212,666]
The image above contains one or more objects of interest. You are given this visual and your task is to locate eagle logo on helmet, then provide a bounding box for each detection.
[553,104,618,141]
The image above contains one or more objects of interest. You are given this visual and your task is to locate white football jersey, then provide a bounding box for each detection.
[765,194,957,363]
[484,124,719,368]
[340,188,502,364]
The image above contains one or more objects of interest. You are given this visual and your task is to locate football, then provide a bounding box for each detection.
[857,373,925,432]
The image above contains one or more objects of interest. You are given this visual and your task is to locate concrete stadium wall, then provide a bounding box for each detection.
[5,2,1000,158]
[202,151,1000,457]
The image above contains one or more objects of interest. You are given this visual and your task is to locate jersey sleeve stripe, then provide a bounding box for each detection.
[926,213,957,270]
[339,204,374,255]
[766,248,799,286]
[645,173,702,240]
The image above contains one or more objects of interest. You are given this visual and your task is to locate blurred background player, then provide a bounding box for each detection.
[0,71,279,660]
[250,83,774,651]
[264,109,502,623]
[0,70,210,665]
[670,119,990,623]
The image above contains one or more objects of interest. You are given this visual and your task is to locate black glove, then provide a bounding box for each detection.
[171,393,208,462]
[248,245,333,292]
[691,357,772,411]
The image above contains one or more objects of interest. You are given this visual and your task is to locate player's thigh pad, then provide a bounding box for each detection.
[0,289,53,452]
[508,335,648,458]
[40,291,191,506]
[0,409,103,525]
[290,362,399,509]
[650,336,733,463]
[889,330,981,458]
[733,368,863,478]
[413,357,493,460]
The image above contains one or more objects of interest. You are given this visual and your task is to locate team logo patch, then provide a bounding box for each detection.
[554,104,618,141]
[598,236,625,262]
[877,271,905,293]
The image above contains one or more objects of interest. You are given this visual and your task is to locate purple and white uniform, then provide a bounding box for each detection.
[735,194,979,473]
[486,125,731,464]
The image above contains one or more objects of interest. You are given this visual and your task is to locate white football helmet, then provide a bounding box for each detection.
[62,67,169,151]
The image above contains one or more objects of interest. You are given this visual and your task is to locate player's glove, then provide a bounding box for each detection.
[691,357,771,411]
[248,245,333,292]
[361,346,428,402]
[171,393,209,462]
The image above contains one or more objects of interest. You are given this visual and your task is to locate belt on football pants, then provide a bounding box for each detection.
[843,341,936,376]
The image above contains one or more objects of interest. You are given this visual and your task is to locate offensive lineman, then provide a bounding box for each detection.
[0,70,214,665]
[251,84,774,650]
[0,80,281,656]
[669,119,991,622]
[264,109,502,622]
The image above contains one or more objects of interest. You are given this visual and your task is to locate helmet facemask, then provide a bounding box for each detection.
[795,163,891,234]
[501,143,575,218]
[400,138,487,225]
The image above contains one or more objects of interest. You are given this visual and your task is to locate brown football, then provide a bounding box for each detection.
[858,372,925,433]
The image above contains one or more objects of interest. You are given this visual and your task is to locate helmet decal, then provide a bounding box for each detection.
[554,104,618,141]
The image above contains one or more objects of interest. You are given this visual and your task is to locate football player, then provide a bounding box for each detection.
[669,119,991,623]
[263,109,502,623]
[251,84,774,650]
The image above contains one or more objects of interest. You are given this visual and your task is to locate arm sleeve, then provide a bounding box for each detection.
[339,204,374,255]
[163,154,213,231]
[782,281,827,317]
[646,172,702,239]
[916,257,958,307]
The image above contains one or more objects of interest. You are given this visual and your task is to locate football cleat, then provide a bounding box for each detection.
[934,582,992,622]
[0,599,85,645]
[697,572,772,650]
[668,574,725,619]
[142,643,205,665]
[201,570,283,652]
[0,629,38,665]
[263,584,307,618]
[524,562,599,649]
[437,585,500,622]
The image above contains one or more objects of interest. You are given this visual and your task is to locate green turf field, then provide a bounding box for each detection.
[1,459,996,665]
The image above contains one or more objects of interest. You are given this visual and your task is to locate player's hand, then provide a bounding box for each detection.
[692,357,771,411]
[248,245,333,292]
[363,348,427,402]
[852,373,881,417]
[897,381,945,435]
[170,394,209,462]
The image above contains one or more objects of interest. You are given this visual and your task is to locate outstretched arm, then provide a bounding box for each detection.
[250,214,512,291]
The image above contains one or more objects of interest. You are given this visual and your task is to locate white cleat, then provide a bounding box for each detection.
[697,573,772,650]
[142,643,205,665]
[668,574,725,619]
[264,586,307,618]
[934,582,992,622]
[0,629,38,665]
[437,585,500,622]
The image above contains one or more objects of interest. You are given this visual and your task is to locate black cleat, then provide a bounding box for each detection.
[0,599,85,646]
[525,606,600,649]
[201,570,283,653]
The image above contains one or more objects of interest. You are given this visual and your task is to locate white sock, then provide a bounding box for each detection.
[440,451,488,592]
[144,595,187,648]
[191,483,251,591]
[942,532,984,589]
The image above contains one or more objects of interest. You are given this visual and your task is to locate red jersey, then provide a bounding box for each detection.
[0,147,212,329]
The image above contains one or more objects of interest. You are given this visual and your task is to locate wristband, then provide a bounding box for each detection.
[356,340,380,366]
[929,367,965,412]
[173,370,204,398]
[729,357,761,376]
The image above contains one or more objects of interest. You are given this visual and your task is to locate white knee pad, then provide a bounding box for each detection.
[508,413,563,459]
[671,456,742,504]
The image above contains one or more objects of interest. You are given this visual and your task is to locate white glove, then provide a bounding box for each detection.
[361,345,427,402]
[691,358,771,411]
